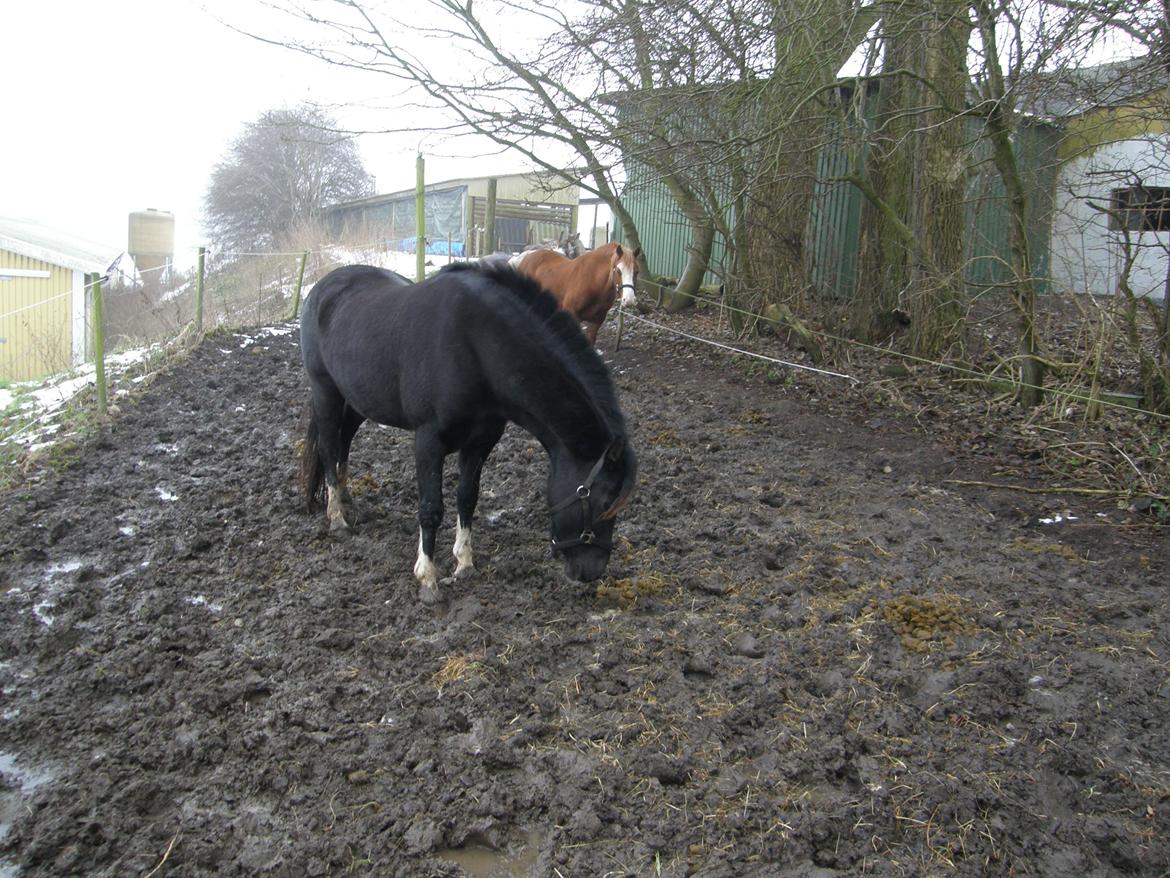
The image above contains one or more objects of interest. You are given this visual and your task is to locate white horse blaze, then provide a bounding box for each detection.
[453,519,474,576]
[414,530,438,587]
[619,263,638,307]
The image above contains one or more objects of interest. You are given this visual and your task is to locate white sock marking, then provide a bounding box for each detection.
[453,519,474,576]
[414,530,438,588]
[327,485,349,530]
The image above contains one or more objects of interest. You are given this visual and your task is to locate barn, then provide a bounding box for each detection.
[1036,56,1169,300]
[325,170,579,257]
[0,217,116,382]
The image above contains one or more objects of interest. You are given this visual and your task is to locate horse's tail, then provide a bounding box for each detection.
[298,400,326,512]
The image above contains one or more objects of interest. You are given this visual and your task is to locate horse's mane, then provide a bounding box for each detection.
[439,261,627,439]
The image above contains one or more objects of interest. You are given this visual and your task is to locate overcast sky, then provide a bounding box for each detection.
[1,0,541,268]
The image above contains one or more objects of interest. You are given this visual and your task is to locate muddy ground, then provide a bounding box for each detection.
[1,308,1168,878]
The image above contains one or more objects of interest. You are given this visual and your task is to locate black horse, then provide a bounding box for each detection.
[299,262,637,604]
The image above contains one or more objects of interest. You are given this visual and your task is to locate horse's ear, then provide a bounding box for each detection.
[633,247,642,260]
[601,441,637,521]
[614,244,624,258]
[606,439,624,463]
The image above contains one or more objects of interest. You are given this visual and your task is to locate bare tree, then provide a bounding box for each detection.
[215,1,655,267]
[204,103,373,254]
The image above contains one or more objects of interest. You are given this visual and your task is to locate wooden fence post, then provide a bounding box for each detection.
[291,251,308,319]
[416,153,426,282]
[485,177,497,257]
[88,273,107,416]
[194,246,205,333]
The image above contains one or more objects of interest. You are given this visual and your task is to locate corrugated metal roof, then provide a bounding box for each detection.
[1017,54,1163,119]
[329,170,580,211]
[0,216,118,274]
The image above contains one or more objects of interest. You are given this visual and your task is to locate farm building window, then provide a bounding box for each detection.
[1109,186,1170,232]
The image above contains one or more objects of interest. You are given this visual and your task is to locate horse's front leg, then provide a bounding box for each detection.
[413,427,446,604]
[453,419,506,578]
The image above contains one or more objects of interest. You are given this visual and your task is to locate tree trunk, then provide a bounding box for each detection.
[852,0,968,355]
[661,174,716,309]
[907,0,968,356]
[975,0,1045,405]
[751,0,881,312]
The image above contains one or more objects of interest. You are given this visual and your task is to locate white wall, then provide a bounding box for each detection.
[1049,134,1170,299]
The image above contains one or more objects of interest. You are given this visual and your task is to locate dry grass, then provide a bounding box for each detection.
[431,652,486,691]
[595,572,671,609]
[1007,537,1088,563]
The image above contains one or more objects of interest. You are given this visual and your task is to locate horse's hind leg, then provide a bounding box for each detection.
[310,386,351,531]
[337,404,366,504]
[413,425,447,604]
[453,418,506,578]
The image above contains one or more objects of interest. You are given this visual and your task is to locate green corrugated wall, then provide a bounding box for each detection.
[616,112,1062,300]
[613,164,726,287]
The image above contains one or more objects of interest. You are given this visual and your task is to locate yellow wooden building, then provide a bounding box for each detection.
[0,217,116,382]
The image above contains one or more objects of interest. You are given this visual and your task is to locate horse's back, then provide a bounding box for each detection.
[304,265,411,333]
[301,265,429,422]
[513,248,573,303]
[517,247,569,274]
[302,264,511,430]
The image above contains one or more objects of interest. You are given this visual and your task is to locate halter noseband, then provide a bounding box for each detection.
[549,446,613,553]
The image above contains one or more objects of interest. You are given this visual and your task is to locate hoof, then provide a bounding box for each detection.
[454,562,476,580]
[329,516,351,533]
[418,583,441,605]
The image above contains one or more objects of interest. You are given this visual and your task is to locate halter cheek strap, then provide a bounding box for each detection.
[549,447,612,553]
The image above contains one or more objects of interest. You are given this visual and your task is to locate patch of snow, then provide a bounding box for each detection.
[1,343,157,449]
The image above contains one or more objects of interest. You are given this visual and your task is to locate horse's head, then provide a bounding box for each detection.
[547,438,637,582]
[562,232,583,259]
[610,244,641,309]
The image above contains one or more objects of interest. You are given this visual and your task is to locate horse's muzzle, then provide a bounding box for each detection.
[562,549,609,583]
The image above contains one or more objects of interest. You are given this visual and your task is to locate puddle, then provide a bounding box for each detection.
[436,830,543,877]
[0,750,57,875]
[31,602,54,626]
[15,558,85,628]
[0,751,55,795]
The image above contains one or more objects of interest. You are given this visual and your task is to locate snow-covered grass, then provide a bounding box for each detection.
[0,340,174,477]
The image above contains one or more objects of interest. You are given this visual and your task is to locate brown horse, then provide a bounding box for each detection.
[512,242,641,344]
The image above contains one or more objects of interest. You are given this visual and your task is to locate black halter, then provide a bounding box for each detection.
[549,447,611,553]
